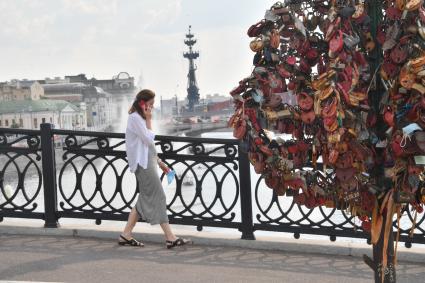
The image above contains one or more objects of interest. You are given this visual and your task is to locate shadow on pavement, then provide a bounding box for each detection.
[0,234,424,282]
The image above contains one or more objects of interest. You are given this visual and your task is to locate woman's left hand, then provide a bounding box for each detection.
[158,160,170,173]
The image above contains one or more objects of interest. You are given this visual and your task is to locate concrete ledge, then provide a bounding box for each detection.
[1,220,424,264]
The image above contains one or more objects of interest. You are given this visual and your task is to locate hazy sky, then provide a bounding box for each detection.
[1,0,277,100]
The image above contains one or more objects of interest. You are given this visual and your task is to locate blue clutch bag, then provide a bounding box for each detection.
[166,170,175,185]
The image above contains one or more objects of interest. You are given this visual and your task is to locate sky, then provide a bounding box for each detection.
[0,0,278,101]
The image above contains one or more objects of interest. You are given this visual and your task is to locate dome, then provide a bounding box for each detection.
[115,72,130,80]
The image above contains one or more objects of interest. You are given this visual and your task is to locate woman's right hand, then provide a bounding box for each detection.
[142,105,152,120]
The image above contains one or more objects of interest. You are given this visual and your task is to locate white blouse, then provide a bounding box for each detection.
[125,112,156,172]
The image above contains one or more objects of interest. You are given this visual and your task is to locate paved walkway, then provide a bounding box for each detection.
[0,234,424,283]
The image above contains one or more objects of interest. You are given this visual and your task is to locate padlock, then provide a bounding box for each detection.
[250,37,264,52]
[417,19,425,40]
[390,44,408,64]
[394,190,416,203]
[364,32,375,52]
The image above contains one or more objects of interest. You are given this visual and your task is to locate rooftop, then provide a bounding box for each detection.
[42,83,87,94]
[0,99,81,114]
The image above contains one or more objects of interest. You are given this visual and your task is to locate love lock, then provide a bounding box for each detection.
[364,32,375,52]
[399,66,416,89]
[335,152,354,169]
[297,92,314,111]
[395,0,406,11]
[321,97,337,118]
[248,20,267,37]
[269,29,280,49]
[394,188,417,204]
[281,24,297,38]
[352,2,365,19]
[289,34,304,50]
[405,0,423,11]
[376,24,387,45]
[405,24,418,35]
[342,178,361,204]
[299,58,311,73]
[264,9,280,22]
[386,6,402,21]
[306,48,319,61]
[339,5,355,19]
[250,37,264,52]
[276,63,292,78]
[336,167,357,183]
[263,93,283,109]
[329,30,344,53]
[417,19,425,40]
[381,60,399,80]
[300,110,316,124]
[383,105,395,127]
[343,32,360,49]
[390,43,409,64]
[420,187,425,204]
[382,23,401,51]
[304,12,318,31]
[325,17,341,41]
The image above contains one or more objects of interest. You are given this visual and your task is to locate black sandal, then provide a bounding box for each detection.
[166,237,193,249]
[118,235,144,247]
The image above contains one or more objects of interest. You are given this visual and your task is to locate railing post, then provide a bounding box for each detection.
[40,123,59,228]
[238,142,255,240]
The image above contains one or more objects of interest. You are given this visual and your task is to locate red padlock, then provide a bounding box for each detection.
[329,30,344,53]
[287,56,297,66]
[383,106,395,127]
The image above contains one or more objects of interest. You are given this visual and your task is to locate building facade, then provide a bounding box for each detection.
[41,83,112,131]
[0,81,44,102]
[0,99,87,130]
[65,72,136,123]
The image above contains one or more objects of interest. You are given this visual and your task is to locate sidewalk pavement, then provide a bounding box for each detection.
[1,218,424,282]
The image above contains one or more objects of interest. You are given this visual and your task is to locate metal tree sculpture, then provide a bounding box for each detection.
[229,1,425,282]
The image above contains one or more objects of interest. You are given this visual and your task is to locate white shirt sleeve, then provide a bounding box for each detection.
[128,114,155,145]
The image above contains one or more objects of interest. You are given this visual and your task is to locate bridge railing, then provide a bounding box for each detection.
[1,124,424,246]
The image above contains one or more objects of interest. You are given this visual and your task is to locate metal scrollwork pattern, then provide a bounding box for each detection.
[0,129,42,214]
[58,154,137,214]
[0,132,40,150]
[62,134,124,151]
[56,131,241,226]
[254,174,425,243]
[56,131,134,215]
[163,160,239,222]
[157,138,240,223]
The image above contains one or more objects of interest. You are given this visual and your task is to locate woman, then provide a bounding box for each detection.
[119,89,191,249]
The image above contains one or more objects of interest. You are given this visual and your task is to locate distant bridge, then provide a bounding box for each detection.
[163,121,230,136]
[174,109,234,119]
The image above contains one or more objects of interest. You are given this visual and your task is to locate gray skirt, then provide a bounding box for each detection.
[134,143,169,225]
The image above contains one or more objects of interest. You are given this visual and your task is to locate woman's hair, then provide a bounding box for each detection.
[128,89,155,119]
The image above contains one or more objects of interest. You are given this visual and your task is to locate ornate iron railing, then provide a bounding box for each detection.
[0,124,424,245]
[0,128,44,219]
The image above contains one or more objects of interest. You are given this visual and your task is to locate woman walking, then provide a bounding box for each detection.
[119,89,191,249]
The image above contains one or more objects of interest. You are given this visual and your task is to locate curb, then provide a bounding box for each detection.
[1,224,424,264]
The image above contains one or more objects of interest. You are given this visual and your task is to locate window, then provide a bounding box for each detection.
[19,119,23,127]
[5,120,9,127]
[50,117,53,123]
[34,118,37,128]
[0,120,2,126]
[42,118,46,124]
